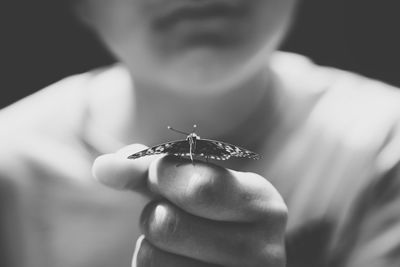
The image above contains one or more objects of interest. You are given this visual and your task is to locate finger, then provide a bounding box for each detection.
[148,156,286,222]
[92,144,157,191]
[133,236,221,267]
[140,200,285,267]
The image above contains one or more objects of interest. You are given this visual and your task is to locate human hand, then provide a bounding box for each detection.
[93,144,288,267]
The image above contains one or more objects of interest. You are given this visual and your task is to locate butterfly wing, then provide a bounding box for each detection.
[127,138,261,161]
[196,139,261,160]
[127,140,189,159]
[191,139,232,160]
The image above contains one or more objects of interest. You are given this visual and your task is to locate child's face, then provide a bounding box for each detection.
[79,0,297,94]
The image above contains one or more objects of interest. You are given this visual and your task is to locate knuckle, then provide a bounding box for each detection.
[256,178,288,223]
[269,200,288,224]
[140,201,179,246]
[257,197,288,225]
[256,204,287,242]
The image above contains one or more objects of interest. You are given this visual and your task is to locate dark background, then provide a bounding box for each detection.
[2,0,400,108]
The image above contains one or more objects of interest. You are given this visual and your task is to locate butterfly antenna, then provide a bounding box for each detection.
[167,126,189,136]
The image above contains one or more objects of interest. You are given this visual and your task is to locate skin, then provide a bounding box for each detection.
[76,0,298,144]
[82,0,297,266]
[93,145,288,267]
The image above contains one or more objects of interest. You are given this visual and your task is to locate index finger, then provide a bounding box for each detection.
[147,156,286,222]
[92,144,157,192]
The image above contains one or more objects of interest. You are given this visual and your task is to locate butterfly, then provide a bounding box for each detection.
[127,125,261,162]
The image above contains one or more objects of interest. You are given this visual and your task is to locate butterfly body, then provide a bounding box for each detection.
[127,126,261,161]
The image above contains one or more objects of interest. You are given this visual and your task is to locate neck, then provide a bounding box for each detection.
[129,63,281,149]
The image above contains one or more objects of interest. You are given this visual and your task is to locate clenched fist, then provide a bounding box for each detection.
[93,144,287,267]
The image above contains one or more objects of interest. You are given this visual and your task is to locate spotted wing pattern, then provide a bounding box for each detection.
[127,140,188,159]
[195,139,261,160]
[128,138,260,161]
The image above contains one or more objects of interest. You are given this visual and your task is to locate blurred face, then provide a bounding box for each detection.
[78,0,297,94]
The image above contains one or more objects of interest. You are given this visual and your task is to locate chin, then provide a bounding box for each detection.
[125,39,272,96]
[153,65,251,96]
[148,48,259,95]
[159,67,238,95]
[162,75,235,96]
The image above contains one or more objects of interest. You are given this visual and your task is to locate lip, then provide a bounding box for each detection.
[152,0,248,31]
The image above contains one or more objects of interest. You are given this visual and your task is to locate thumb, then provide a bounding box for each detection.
[92,144,157,192]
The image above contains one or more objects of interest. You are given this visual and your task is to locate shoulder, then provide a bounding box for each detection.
[269,51,400,223]
[0,65,129,136]
[0,71,90,138]
[271,52,400,171]
[271,53,400,260]
[0,65,129,182]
